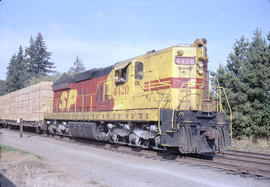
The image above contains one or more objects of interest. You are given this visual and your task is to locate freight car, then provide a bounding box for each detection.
[0,39,232,154]
[0,82,53,131]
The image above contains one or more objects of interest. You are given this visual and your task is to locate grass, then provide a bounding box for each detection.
[0,144,42,159]
[230,137,270,154]
[0,144,30,154]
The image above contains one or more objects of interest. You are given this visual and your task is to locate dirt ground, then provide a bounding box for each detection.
[0,145,93,187]
[1,129,270,187]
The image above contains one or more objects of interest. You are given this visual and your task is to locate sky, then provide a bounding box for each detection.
[0,0,270,80]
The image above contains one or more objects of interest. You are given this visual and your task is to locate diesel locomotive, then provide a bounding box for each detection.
[44,38,231,154]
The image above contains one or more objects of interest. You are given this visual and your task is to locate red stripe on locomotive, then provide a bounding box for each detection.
[144,77,203,91]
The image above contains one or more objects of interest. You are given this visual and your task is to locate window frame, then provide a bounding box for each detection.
[115,66,128,85]
[134,61,144,80]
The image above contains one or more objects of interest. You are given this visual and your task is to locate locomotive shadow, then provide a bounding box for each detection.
[72,137,123,150]
[69,137,215,162]
[157,152,178,160]
[157,152,214,161]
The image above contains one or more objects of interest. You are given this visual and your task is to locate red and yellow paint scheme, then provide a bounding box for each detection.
[53,75,114,113]
[52,39,209,115]
[45,38,231,154]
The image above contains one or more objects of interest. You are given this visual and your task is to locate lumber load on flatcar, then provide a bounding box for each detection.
[0,82,53,130]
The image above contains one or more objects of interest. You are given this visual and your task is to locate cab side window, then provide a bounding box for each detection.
[135,62,144,80]
[115,66,128,84]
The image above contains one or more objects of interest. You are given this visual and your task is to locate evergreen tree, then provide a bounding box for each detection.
[213,36,250,138]
[68,56,85,75]
[5,46,27,93]
[6,54,17,92]
[27,72,62,86]
[241,29,270,138]
[17,45,27,86]
[213,29,270,139]
[25,33,55,78]
[0,80,6,96]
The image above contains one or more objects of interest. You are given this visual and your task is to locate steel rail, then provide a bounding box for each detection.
[223,150,270,159]
[217,150,270,165]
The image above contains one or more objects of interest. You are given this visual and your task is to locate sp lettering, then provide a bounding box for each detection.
[59,89,77,111]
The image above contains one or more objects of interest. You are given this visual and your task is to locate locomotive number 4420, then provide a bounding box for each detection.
[114,85,129,95]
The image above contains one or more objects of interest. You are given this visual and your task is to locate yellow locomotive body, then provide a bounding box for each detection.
[45,39,231,154]
[111,40,208,112]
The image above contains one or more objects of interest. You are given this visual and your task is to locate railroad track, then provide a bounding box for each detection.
[213,150,270,178]
[1,128,270,180]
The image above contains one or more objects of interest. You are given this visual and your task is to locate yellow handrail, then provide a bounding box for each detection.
[219,87,233,139]
[213,78,232,139]
[158,89,170,134]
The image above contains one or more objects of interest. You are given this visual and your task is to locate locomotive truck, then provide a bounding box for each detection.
[0,39,231,154]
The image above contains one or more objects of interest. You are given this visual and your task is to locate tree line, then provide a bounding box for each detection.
[212,29,270,139]
[0,33,85,95]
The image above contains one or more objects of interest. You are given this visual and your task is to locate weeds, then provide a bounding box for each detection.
[0,144,42,159]
[230,137,270,153]
[0,144,30,154]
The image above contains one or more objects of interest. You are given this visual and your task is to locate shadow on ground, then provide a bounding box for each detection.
[0,173,16,187]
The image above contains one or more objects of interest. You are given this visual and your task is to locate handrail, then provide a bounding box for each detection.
[177,82,203,110]
[219,86,233,139]
[149,67,172,134]
[158,89,170,134]
[174,81,203,129]
[212,78,232,139]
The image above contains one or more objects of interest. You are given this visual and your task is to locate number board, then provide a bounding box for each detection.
[175,57,195,65]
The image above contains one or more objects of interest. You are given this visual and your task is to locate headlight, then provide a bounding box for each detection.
[198,68,204,75]
[177,50,183,56]
[198,61,204,68]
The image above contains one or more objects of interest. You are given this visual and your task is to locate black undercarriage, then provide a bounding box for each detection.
[43,110,231,154]
[160,110,231,153]
[0,109,231,154]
